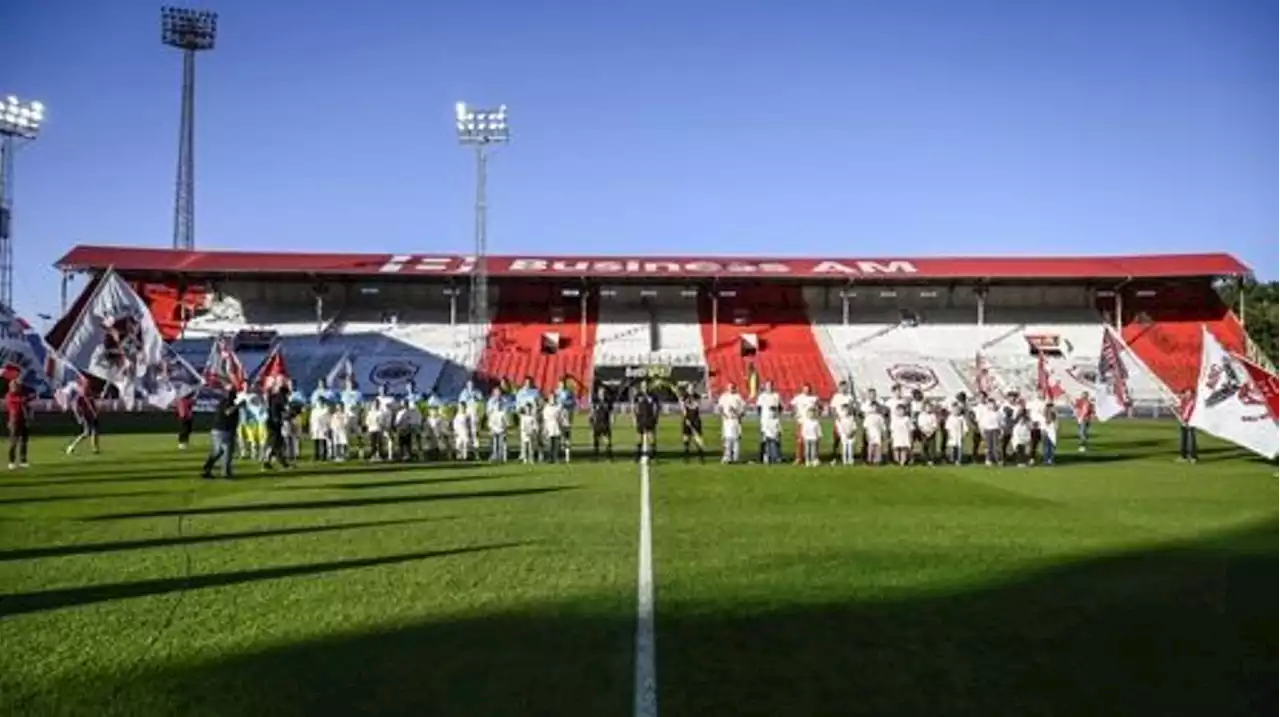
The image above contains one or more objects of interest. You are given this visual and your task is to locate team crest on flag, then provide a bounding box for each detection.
[57,269,194,409]
[1189,327,1277,459]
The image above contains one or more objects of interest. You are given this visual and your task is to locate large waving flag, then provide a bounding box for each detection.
[0,306,83,393]
[1235,355,1278,422]
[1188,327,1278,459]
[203,335,247,390]
[55,268,177,409]
[252,342,290,390]
[139,343,203,408]
[1093,327,1131,421]
[1035,352,1065,401]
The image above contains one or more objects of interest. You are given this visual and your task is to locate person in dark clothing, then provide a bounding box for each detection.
[202,388,241,479]
[1177,389,1198,463]
[176,394,195,450]
[680,391,705,463]
[262,378,293,469]
[589,387,614,461]
[6,383,33,469]
[633,381,659,461]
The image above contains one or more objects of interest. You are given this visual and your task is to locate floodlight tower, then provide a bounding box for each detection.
[454,101,510,366]
[0,95,46,311]
[161,6,217,252]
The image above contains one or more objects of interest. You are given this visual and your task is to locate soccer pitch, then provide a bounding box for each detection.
[0,419,1275,716]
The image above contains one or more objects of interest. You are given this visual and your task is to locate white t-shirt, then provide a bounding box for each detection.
[542,404,563,438]
[859,398,879,416]
[836,415,857,439]
[520,413,539,438]
[791,393,818,420]
[829,392,854,417]
[718,392,746,421]
[488,408,509,433]
[977,405,1002,433]
[800,418,822,441]
[722,418,742,440]
[760,414,781,439]
[755,390,782,416]
[890,415,914,448]
[944,414,967,446]
[917,411,938,436]
[329,412,348,443]
[1012,422,1032,447]
[452,412,470,437]
[863,412,885,444]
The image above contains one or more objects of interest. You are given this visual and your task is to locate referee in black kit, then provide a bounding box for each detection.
[633,381,659,462]
[590,386,614,461]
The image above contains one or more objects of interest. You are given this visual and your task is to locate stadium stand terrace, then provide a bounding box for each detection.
[51,245,1257,402]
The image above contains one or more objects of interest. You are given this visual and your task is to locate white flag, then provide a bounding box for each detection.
[1093,327,1131,422]
[1188,327,1278,459]
[57,269,189,409]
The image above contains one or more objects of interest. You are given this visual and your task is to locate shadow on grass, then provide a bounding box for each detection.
[0,542,524,618]
[0,489,174,506]
[14,459,494,485]
[272,473,514,491]
[85,485,578,521]
[27,520,1275,717]
[0,516,457,562]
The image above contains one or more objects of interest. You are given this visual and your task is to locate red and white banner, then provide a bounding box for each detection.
[1036,352,1065,401]
[1235,355,1278,422]
[252,343,290,391]
[1094,327,1131,421]
[203,335,246,391]
[57,268,200,410]
[1188,327,1278,459]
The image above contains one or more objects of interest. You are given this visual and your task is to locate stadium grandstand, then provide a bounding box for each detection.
[49,244,1263,406]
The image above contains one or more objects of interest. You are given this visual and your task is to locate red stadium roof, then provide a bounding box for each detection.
[54,244,1251,281]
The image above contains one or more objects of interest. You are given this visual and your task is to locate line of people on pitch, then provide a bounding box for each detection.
[210,375,583,472]
[711,381,1067,467]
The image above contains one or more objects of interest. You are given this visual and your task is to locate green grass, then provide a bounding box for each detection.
[0,419,1274,716]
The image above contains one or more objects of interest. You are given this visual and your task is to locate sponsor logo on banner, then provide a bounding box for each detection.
[1204,359,1265,411]
[369,360,419,388]
[375,256,919,277]
[887,364,939,391]
[624,365,674,380]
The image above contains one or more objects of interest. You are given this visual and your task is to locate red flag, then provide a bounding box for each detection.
[203,336,247,390]
[253,344,290,390]
[1235,354,1279,422]
[1036,352,1065,400]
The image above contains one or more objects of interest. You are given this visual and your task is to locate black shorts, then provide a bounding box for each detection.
[77,415,99,433]
[592,423,612,437]
[636,420,657,434]
[682,418,702,437]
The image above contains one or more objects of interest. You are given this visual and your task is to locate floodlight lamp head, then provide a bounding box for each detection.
[161,6,218,51]
[454,100,510,146]
[0,95,45,139]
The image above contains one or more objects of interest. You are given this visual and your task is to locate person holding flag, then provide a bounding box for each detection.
[1187,327,1278,460]
[65,375,102,455]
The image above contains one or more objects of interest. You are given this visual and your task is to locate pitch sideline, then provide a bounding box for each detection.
[634,455,657,717]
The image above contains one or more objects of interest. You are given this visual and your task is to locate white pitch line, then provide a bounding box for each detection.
[634,455,658,717]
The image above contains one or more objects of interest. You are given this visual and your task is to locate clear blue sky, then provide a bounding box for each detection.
[5,0,1276,318]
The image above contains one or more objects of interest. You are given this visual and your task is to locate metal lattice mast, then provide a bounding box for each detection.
[162,7,217,252]
[0,95,46,311]
[455,102,509,370]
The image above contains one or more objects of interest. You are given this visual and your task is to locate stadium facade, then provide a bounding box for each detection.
[52,244,1257,404]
